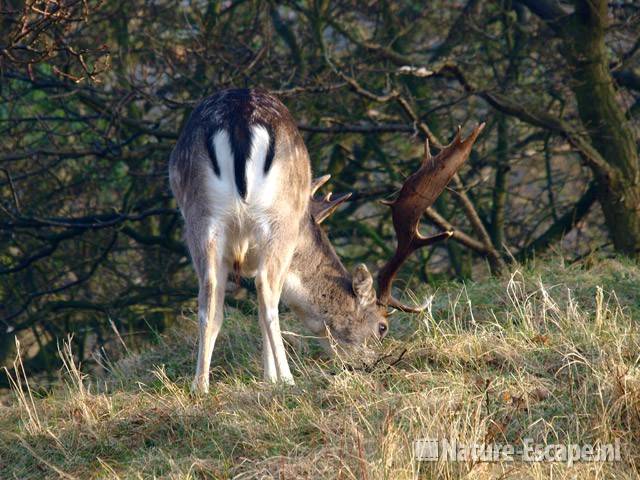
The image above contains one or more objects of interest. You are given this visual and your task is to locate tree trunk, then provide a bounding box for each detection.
[563,0,640,255]
[490,114,509,249]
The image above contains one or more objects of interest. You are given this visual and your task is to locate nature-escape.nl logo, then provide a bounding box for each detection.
[414,438,621,465]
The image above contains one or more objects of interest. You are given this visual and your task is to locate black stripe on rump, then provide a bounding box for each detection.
[205,127,221,176]
[230,118,252,199]
[263,125,276,174]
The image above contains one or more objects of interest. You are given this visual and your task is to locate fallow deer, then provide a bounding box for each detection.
[169,88,484,393]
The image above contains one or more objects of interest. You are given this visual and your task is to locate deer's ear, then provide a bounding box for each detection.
[352,264,376,307]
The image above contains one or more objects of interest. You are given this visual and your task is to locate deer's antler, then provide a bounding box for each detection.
[310,174,352,224]
[377,123,485,312]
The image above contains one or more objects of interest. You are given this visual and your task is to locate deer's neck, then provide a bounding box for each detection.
[282,215,354,334]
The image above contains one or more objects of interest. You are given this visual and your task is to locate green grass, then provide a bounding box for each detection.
[1,256,639,479]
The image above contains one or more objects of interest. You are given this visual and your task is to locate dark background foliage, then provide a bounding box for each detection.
[1,0,638,381]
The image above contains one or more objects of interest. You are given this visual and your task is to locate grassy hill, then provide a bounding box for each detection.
[1,257,639,479]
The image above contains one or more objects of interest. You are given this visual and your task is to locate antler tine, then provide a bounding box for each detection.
[422,136,432,165]
[310,175,352,224]
[311,174,331,196]
[377,123,485,312]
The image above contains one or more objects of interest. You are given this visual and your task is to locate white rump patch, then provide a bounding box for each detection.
[206,130,236,214]
[245,125,278,206]
[207,126,278,207]
[203,125,280,260]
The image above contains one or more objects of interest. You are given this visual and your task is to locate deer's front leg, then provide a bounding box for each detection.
[256,255,294,385]
[191,231,228,394]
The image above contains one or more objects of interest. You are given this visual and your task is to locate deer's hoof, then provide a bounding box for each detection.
[191,377,209,395]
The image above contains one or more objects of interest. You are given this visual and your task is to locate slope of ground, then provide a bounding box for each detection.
[1,256,639,479]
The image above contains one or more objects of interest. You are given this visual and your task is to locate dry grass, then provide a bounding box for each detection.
[1,256,639,479]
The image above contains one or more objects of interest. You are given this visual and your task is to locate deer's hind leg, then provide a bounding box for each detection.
[187,222,228,394]
[255,237,296,385]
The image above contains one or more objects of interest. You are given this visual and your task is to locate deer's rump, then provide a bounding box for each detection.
[169,89,311,278]
[202,124,297,277]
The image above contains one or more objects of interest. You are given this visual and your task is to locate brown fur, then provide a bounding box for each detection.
[283,214,387,346]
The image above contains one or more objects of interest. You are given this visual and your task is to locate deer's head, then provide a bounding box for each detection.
[301,124,485,349]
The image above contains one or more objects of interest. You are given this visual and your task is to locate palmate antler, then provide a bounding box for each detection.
[377,123,485,312]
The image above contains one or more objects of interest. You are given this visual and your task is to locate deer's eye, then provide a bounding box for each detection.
[378,322,388,338]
